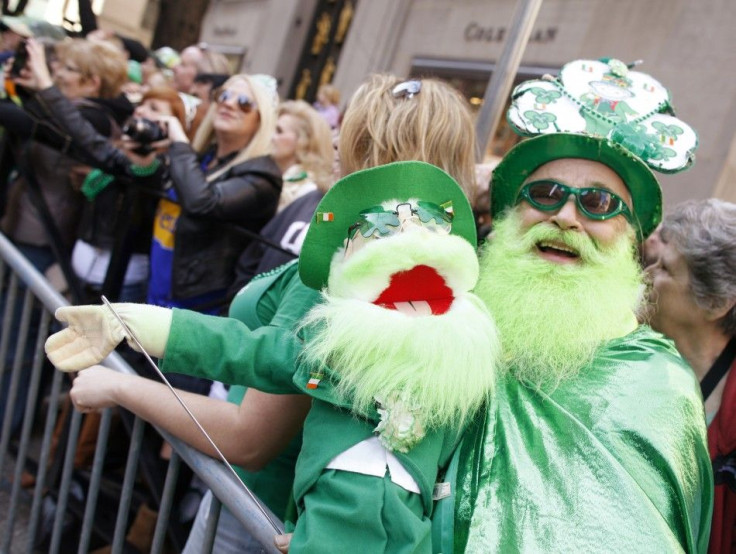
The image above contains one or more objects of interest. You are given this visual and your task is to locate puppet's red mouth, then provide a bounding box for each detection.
[373,265,454,315]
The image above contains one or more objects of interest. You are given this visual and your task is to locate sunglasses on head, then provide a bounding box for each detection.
[391,79,421,99]
[347,201,453,241]
[216,89,256,113]
[517,179,633,222]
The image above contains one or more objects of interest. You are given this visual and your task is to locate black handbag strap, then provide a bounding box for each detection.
[701,337,736,400]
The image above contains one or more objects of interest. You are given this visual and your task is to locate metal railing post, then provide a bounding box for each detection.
[474,0,544,160]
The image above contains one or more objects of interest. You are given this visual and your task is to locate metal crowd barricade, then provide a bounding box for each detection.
[0,232,283,553]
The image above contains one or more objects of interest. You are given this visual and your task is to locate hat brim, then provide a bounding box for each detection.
[299,161,477,290]
[490,133,662,240]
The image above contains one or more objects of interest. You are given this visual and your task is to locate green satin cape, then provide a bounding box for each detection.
[452,327,713,553]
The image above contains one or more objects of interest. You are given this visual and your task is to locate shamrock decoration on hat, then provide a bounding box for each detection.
[508,58,698,173]
[491,58,699,240]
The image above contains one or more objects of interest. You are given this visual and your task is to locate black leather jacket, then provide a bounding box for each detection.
[166,144,281,299]
[29,86,283,300]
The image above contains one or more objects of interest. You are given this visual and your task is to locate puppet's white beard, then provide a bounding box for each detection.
[300,292,500,432]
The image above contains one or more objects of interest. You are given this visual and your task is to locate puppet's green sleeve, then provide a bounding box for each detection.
[160,264,321,393]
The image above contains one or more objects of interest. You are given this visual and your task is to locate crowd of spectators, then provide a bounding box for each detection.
[0,16,340,551]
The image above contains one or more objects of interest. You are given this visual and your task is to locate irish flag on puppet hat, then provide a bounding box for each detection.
[491,58,698,240]
[299,161,476,290]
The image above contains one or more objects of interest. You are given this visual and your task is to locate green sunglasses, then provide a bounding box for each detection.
[517,180,633,222]
[347,201,453,241]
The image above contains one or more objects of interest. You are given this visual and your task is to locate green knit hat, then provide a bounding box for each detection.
[492,58,698,240]
[299,161,476,290]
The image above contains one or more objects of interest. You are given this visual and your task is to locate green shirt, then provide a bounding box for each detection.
[164,262,461,517]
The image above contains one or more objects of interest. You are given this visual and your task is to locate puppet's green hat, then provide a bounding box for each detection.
[299,161,476,290]
[491,58,698,240]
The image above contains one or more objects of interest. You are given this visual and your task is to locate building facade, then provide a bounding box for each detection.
[29,0,736,205]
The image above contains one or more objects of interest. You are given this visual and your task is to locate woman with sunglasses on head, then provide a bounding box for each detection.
[16,40,282,317]
[45,74,481,553]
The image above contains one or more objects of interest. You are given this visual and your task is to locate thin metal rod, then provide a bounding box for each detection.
[0,272,19,385]
[203,493,222,552]
[49,408,84,554]
[474,0,544,160]
[0,287,34,480]
[2,307,50,553]
[100,296,282,533]
[26,367,64,554]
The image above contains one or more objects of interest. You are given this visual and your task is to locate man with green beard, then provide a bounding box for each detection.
[436,59,713,553]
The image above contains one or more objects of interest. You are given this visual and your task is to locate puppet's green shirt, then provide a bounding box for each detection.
[162,261,460,552]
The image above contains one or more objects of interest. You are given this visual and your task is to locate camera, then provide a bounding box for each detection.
[9,40,28,78]
[122,117,168,155]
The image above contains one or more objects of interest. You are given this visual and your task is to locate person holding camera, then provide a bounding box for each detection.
[68,86,189,304]
[14,39,282,316]
[1,37,132,274]
[0,37,132,439]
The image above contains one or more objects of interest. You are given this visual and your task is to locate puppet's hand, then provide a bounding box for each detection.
[45,303,172,371]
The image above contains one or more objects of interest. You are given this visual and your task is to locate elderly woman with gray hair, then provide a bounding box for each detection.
[644,198,736,554]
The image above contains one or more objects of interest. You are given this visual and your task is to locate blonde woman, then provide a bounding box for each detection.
[271,99,334,211]
[225,100,336,297]
[135,72,281,311]
[2,38,130,266]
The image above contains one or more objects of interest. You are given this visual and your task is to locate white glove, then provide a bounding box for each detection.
[45,303,173,372]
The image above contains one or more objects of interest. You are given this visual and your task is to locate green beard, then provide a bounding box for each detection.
[475,210,643,390]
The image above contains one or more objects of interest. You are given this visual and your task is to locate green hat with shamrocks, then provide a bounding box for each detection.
[299,161,477,290]
[491,58,698,240]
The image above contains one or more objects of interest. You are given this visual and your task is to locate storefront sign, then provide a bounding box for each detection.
[464,23,557,44]
[213,25,238,37]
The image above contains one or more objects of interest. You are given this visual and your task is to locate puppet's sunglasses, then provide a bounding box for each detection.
[347,201,453,240]
[216,89,256,113]
[517,180,633,222]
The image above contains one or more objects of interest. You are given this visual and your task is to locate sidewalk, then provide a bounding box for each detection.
[0,464,33,554]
